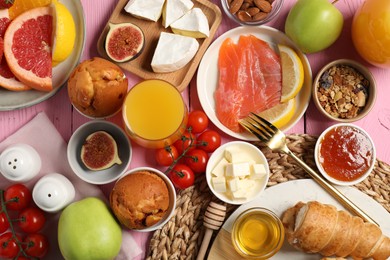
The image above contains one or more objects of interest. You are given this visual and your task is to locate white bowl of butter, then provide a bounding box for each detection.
[206,141,270,205]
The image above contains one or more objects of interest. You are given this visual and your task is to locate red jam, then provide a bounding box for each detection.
[319,126,373,182]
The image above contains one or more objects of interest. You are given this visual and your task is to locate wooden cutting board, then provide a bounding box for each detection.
[97,0,222,92]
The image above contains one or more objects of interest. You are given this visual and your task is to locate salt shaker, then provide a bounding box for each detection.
[0,143,41,182]
[33,173,75,213]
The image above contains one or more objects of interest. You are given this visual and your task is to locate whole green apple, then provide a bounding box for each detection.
[285,0,344,53]
[58,197,122,260]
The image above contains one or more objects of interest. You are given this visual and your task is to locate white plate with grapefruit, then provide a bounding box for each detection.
[197,26,312,141]
[0,0,85,111]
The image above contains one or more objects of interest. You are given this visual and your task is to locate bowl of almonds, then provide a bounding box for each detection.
[312,59,377,122]
[221,0,284,26]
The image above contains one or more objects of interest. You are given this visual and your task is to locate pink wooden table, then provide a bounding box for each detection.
[0,0,389,258]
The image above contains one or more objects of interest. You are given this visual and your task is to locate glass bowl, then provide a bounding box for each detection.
[231,207,285,259]
[221,0,284,26]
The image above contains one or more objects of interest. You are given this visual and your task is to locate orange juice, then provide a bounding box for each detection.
[122,79,187,149]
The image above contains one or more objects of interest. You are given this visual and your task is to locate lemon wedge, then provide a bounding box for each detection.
[52,0,76,67]
[256,98,296,129]
[279,45,304,103]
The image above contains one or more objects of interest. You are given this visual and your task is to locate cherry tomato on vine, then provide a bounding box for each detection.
[0,232,20,258]
[17,208,46,233]
[184,149,208,174]
[4,184,32,211]
[0,212,9,233]
[169,164,195,189]
[155,145,179,166]
[187,110,209,134]
[197,130,221,153]
[23,233,49,258]
[173,131,196,154]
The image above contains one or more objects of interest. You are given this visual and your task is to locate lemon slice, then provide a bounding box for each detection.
[256,99,296,129]
[279,45,304,103]
[52,0,76,67]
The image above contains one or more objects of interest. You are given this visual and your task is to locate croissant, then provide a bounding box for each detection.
[282,201,390,260]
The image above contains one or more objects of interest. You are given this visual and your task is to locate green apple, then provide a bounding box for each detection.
[58,197,122,260]
[285,0,344,53]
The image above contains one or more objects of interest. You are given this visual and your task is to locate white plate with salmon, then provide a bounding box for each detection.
[197,26,312,141]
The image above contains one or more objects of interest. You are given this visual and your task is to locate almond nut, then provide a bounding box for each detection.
[229,0,244,14]
[252,11,268,21]
[246,7,260,16]
[237,10,252,22]
[240,2,251,10]
[254,0,272,13]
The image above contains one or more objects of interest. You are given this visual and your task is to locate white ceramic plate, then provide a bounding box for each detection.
[222,179,390,259]
[0,0,85,111]
[197,26,312,141]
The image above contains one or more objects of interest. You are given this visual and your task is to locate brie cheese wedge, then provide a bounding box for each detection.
[162,0,194,28]
[170,8,209,38]
[124,0,165,22]
[151,32,199,73]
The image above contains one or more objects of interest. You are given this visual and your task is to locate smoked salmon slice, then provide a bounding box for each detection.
[215,34,282,133]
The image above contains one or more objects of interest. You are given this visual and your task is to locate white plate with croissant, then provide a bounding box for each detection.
[208,179,390,260]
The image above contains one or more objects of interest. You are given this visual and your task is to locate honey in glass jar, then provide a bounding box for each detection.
[232,207,284,259]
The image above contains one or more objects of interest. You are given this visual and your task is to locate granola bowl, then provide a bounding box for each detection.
[312,59,376,122]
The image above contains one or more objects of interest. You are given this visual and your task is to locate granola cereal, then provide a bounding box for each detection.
[316,65,369,119]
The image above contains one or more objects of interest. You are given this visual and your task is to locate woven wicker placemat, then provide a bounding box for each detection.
[146,134,390,260]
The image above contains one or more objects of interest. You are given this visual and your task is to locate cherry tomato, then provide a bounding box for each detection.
[23,233,49,258]
[17,208,46,233]
[0,232,20,258]
[169,164,195,189]
[173,131,196,154]
[187,110,209,134]
[155,145,179,166]
[4,184,32,211]
[197,130,221,153]
[0,212,9,233]
[184,149,208,174]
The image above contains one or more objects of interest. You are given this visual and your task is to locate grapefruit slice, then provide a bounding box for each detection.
[0,9,30,91]
[4,7,52,92]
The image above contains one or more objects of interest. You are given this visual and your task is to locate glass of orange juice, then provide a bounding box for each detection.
[122,79,188,149]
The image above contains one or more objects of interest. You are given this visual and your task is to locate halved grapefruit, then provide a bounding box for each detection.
[4,7,52,92]
[0,9,30,91]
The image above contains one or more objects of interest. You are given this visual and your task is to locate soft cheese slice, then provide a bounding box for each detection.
[170,8,209,38]
[162,0,194,28]
[151,32,199,73]
[124,0,165,22]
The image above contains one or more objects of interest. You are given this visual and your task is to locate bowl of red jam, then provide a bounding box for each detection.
[314,123,376,186]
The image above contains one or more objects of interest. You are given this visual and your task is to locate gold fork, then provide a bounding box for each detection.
[239,112,378,226]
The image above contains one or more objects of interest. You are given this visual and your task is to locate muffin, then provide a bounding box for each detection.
[67,57,128,118]
[110,170,170,229]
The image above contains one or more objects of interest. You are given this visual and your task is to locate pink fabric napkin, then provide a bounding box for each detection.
[0,112,142,259]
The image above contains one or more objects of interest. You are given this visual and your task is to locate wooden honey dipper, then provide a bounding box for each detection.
[196,201,227,260]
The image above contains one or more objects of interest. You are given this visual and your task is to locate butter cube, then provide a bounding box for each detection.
[239,179,255,190]
[211,157,229,177]
[224,147,248,163]
[226,162,250,177]
[227,177,239,192]
[251,164,267,180]
[232,189,248,199]
[212,177,226,193]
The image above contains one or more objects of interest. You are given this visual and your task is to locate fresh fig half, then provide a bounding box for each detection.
[105,22,145,63]
[81,131,122,171]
